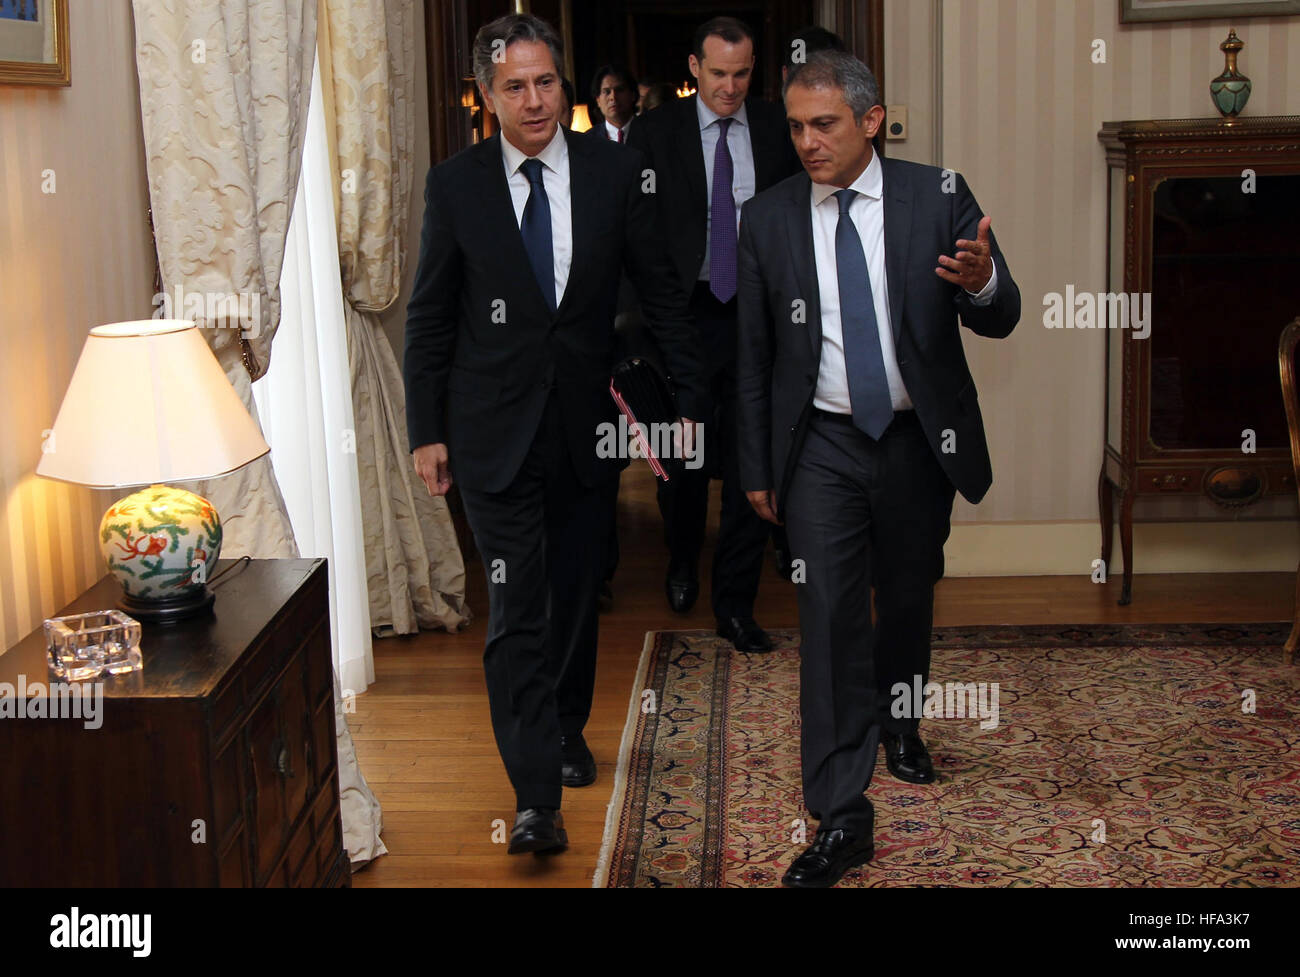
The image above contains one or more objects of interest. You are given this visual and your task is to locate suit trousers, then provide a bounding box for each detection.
[458,391,608,811]
[656,283,770,620]
[600,470,620,584]
[783,409,956,832]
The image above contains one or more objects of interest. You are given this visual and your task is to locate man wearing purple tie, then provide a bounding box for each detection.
[628,16,801,651]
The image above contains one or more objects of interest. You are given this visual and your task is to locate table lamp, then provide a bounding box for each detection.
[37,320,271,622]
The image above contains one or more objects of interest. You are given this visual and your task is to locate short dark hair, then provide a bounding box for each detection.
[472,13,563,93]
[692,16,754,62]
[560,77,575,112]
[590,64,638,104]
[783,25,846,71]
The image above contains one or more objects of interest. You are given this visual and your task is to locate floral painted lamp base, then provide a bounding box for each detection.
[99,484,223,623]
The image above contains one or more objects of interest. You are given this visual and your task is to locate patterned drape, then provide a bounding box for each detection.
[132,0,317,560]
[321,0,469,635]
[133,0,388,869]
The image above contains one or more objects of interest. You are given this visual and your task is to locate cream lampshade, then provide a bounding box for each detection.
[37,319,270,621]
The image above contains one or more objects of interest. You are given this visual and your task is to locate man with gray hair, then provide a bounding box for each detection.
[737,50,1019,886]
[404,13,706,856]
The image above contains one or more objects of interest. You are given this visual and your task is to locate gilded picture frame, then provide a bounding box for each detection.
[0,0,69,87]
[1121,0,1300,22]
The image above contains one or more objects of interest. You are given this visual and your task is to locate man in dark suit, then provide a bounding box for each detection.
[404,13,705,855]
[737,50,1019,887]
[591,64,638,143]
[628,16,801,651]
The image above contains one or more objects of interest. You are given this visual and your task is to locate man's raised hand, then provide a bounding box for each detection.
[936,215,995,294]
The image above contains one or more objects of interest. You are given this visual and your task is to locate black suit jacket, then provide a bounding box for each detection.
[626,94,801,297]
[736,157,1020,510]
[403,127,707,494]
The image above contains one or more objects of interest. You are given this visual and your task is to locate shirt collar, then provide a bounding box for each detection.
[501,123,568,177]
[696,95,748,132]
[811,149,882,208]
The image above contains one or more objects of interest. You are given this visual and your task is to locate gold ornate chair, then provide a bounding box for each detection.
[1278,318,1300,665]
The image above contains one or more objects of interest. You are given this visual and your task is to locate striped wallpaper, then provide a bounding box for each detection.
[885,0,1300,525]
[2,1,1298,642]
[0,0,156,649]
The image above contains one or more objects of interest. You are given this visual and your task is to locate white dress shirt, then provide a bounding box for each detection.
[501,126,573,307]
[697,97,756,282]
[603,119,630,142]
[810,152,997,414]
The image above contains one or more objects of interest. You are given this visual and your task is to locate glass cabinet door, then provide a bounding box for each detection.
[1147,173,1298,452]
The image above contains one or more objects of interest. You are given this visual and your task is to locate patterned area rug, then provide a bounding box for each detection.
[594,624,1299,887]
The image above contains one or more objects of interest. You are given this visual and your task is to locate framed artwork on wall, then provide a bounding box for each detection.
[0,0,69,86]
[1121,0,1300,23]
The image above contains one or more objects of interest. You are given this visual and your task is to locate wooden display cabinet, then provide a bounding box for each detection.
[1098,117,1300,604]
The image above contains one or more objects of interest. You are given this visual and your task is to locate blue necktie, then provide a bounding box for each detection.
[834,188,894,439]
[520,158,556,312]
[709,117,736,303]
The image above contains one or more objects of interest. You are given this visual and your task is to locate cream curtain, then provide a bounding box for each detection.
[319,0,469,637]
[133,0,386,868]
[132,0,316,560]
[256,55,387,864]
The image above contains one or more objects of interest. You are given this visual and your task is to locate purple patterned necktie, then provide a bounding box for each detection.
[709,117,736,303]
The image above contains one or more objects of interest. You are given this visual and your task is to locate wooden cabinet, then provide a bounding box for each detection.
[1098,117,1300,604]
[0,558,349,888]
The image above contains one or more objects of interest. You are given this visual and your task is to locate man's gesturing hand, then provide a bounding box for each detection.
[746,489,781,525]
[413,443,452,497]
[936,215,995,294]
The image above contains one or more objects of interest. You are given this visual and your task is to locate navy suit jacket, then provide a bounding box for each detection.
[736,157,1020,511]
[403,127,707,493]
[627,94,801,299]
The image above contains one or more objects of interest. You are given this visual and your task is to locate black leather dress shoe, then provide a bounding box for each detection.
[666,561,699,614]
[782,827,875,888]
[716,617,774,652]
[883,731,936,784]
[560,735,596,788]
[508,808,568,854]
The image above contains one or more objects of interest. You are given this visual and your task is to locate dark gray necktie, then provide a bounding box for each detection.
[520,158,556,312]
[833,188,894,439]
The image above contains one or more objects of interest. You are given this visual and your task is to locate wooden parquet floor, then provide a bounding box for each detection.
[350,464,1293,887]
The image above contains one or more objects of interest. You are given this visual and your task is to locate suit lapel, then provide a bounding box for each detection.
[748,99,778,192]
[881,157,912,344]
[557,127,593,318]
[785,176,821,361]
[678,96,708,222]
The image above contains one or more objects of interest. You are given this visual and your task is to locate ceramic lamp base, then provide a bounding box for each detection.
[99,484,223,623]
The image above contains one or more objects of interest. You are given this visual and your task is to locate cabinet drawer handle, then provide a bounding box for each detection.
[276,745,292,777]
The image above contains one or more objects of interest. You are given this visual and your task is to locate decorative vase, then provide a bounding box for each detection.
[1210,29,1251,119]
[98,484,222,618]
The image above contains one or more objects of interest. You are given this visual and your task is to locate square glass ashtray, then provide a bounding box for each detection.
[44,610,142,681]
